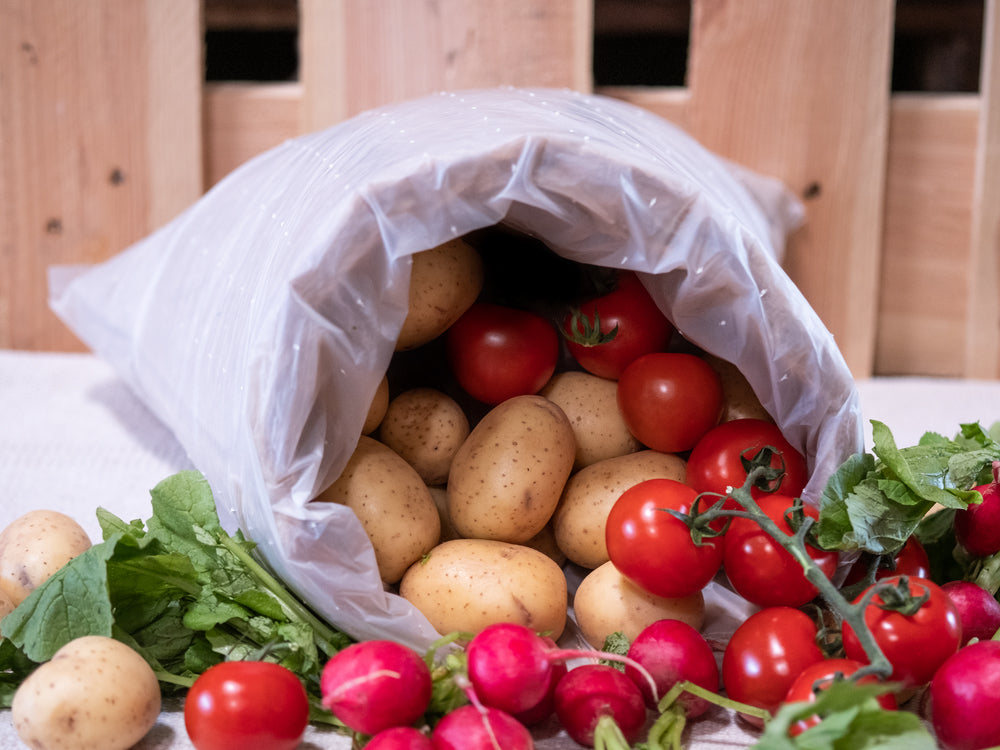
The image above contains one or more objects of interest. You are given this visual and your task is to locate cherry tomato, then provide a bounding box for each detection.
[686,418,809,500]
[953,464,1000,558]
[562,271,674,379]
[616,352,723,453]
[783,658,897,736]
[841,575,962,688]
[722,606,825,725]
[605,477,723,599]
[723,495,839,608]
[445,302,558,405]
[842,535,931,587]
[184,661,310,750]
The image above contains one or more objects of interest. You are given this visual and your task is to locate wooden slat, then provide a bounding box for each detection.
[966,0,1000,377]
[0,0,202,351]
[682,0,896,379]
[299,0,594,132]
[203,82,302,187]
[876,95,980,376]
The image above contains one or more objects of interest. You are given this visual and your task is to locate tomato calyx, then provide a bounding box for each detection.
[657,494,730,546]
[864,575,931,617]
[562,308,619,347]
[740,445,790,495]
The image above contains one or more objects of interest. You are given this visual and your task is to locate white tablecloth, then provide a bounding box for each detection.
[2,349,999,749]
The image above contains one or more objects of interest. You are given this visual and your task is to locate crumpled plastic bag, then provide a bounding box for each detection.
[50,87,862,650]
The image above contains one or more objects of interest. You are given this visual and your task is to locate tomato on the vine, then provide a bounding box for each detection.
[184,661,310,750]
[605,477,723,599]
[842,535,930,588]
[841,575,962,688]
[722,606,825,725]
[445,302,558,405]
[783,658,897,736]
[616,352,723,453]
[723,494,839,608]
[561,271,674,380]
[686,418,809,500]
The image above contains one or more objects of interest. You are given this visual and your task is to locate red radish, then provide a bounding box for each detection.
[942,580,1000,644]
[954,461,1000,558]
[465,623,659,716]
[431,705,533,750]
[553,664,648,748]
[366,726,433,750]
[319,640,432,736]
[513,638,567,726]
[624,619,719,715]
[931,639,1000,750]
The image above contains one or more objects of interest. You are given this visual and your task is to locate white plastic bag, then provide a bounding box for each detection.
[50,87,862,650]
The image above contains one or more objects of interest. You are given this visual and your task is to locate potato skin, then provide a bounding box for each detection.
[314,436,441,584]
[573,561,705,649]
[703,353,773,423]
[541,371,641,469]
[553,450,686,569]
[447,395,576,544]
[395,238,484,351]
[399,538,567,638]
[0,588,15,637]
[12,635,161,750]
[0,510,91,606]
[379,387,470,486]
[362,374,390,435]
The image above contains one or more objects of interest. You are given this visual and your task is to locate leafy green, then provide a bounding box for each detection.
[817,421,1000,555]
[0,470,351,710]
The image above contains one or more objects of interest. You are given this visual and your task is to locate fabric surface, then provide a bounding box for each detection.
[2,349,999,748]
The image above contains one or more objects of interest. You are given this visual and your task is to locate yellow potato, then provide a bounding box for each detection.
[0,510,91,606]
[427,485,462,543]
[447,395,576,543]
[399,538,567,638]
[523,522,566,567]
[313,436,441,584]
[362,374,390,435]
[0,588,15,637]
[573,561,705,649]
[553,450,686,569]
[395,237,484,351]
[541,371,641,469]
[12,635,161,750]
[703,353,773,423]
[379,387,470,486]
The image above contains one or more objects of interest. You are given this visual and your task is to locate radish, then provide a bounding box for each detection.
[625,618,719,716]
[931,639,1000,750]
[319,640,432,736]
[431,705,533,750]
[954,461,1000,558]
[465,623,658,716]
[513,637,567,726]
[366,726,433,750]
[941,580,1000,644]
[553,663,648,748]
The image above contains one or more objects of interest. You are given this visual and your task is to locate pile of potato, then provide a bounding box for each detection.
[311,228,772,647]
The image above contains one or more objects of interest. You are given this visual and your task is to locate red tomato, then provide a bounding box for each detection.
[616,352,723,453]
[562,271,674,379]
[723,495,839,608]
[445,302,558,405]
[842,535,931,587]
[783,658,897,736]
[841,575,962,688]
[722,607,825,725]
[686,418,809,500]
[605,478,723,599]
[184,661,310,750]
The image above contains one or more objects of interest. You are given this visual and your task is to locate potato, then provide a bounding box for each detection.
[399,538,567,638]
[447,395,575,543]
[523,522,566,567]
[0,510,91,606]
[395,237,484,351]
[0,588,15,637]
[573,561,705,649]
[362,374,390,435]
[552,450,687,569]
[379,387,470,485]
[703,353,773,423]
[12,635,161,750]
[540,371,641,469]
[313,436,441,584]
[428,486,461,543]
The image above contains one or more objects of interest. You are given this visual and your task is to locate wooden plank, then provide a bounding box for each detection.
[0,0,202,351]
[965,0,1000,377]
[876,95,980,376]
[595,86,692,131]
[203,82,302,187]
[299,0,594,132]
[683,0,896,379]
